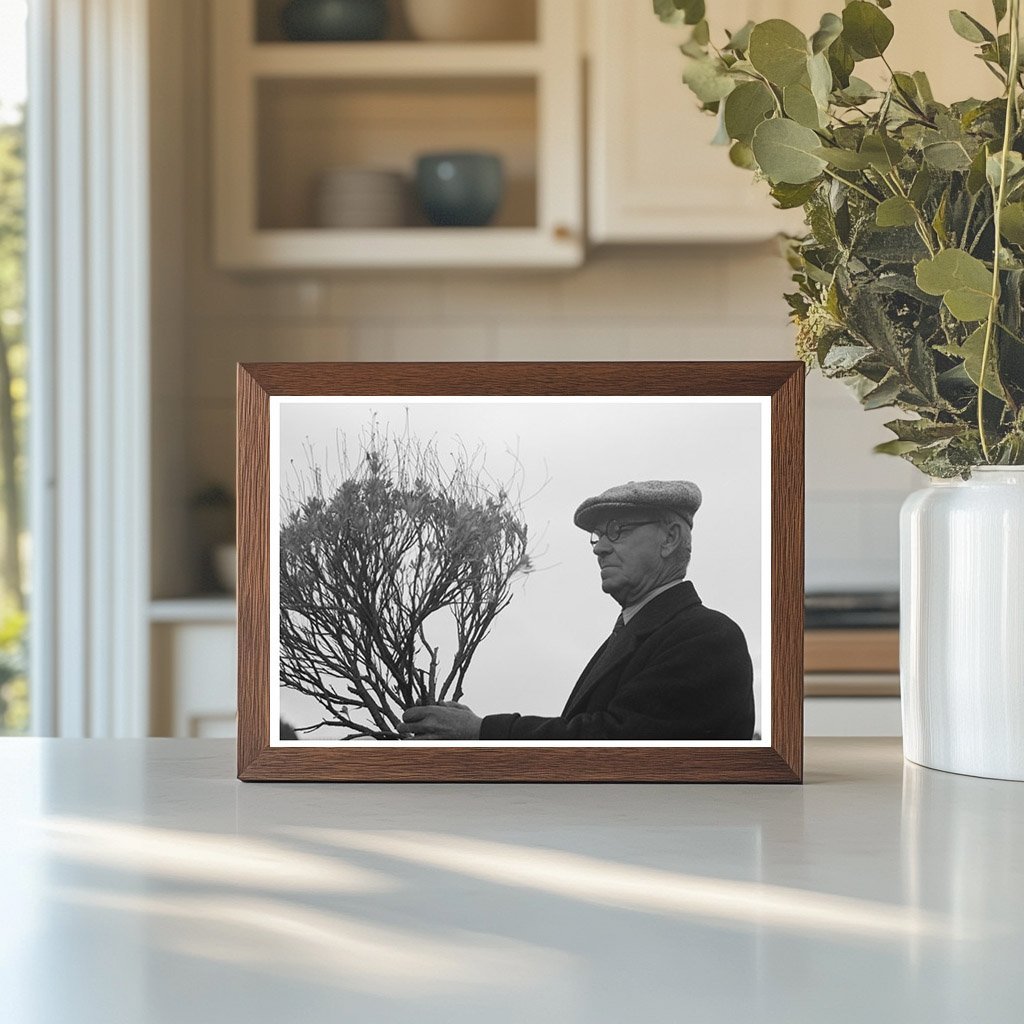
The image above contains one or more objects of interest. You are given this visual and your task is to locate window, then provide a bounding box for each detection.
[0,0,28,734]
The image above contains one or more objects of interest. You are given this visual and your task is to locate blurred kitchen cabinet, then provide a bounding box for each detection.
[150,602,237,738]
[212,0,583,268]
[803,628,901,736]
[585,0,997,244]
[856,0,998,104]
[586,0,808,243]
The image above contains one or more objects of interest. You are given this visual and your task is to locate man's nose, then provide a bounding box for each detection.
[592,534,613,555]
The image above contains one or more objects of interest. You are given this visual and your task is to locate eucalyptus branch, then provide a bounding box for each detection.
[968,212,994,254]
[962,191,980,250]
[884,170,938,256]
[997,318,1024,345]
[748,67,784,117]
[668,2,1024,475]
[822,167,880,205]
[979,0,1021,461]
[881,54,929,120]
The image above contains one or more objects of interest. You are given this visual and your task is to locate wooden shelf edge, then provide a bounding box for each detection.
[249,42,544,78]
[804,628,900,674]
[805,673,900,698]
[150,597,237,624]
[217,227,584,270]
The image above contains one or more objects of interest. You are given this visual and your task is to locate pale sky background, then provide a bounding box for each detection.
[273,397,768,739]
[0,0,27,123]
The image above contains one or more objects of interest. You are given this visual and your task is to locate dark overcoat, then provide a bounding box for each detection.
[479,582,755,741]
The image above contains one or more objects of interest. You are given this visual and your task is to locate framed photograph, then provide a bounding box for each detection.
[237,362,804,782]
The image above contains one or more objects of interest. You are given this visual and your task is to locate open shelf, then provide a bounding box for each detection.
[257,77,537,232]
[217,227,579,269]
[254,0,539,44]
[212,0,581,268]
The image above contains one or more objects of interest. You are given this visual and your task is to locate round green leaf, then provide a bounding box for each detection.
[783,81,822,129]
[842,1,894,59]
[909,165,934,205]
[875,439,921,456]
[748,20,809,86]
[752,118,828,184]
[940,326,1005,398]
[986,150,1024,190]
[807,52,833,109]
[967,144,992,194]
[838,76,879,104]
[875,197,918,228]
[860,133,904,173]
[923,141,973,172]
[999,203,1024,245]
[682,0,705,25]
[948,10,994,44]
[653,0,682,24]
[813,145,872,171]
[724,20,755,53]
[828,35,855,88]
[912,71,935,103]
[771,180,820,209]
[915,249,994,322]
[723,81,775,144]
[654,0,705,26]
[682,57,736,104]
[729,140,757,170]
[810,13,843,55]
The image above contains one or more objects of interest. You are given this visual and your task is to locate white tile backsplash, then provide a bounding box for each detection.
[186,271,328,321]
[558,250,727,320]
[441,272,562,320]
[182,249,919,591]
[326,275,446,320]
[493,322,630,360]
[367,323,498,362]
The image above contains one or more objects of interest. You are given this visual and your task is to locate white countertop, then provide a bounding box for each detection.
[1,737,1021,1023]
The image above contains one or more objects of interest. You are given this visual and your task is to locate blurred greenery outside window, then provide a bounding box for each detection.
[0,0,28,734]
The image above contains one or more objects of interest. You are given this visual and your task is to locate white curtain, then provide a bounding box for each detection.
[28,0,150,736]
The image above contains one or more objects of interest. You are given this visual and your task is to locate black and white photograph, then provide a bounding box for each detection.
[269,395,770,747]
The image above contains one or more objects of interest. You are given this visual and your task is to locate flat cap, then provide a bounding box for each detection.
[573,480,703,532]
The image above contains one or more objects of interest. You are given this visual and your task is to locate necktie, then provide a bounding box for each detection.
[564,613,629,712]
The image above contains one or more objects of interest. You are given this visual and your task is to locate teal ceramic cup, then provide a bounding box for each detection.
[415,152,505,227]
[280,0,388,41]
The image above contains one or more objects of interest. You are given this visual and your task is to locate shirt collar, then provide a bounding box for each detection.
[621,578,688,625]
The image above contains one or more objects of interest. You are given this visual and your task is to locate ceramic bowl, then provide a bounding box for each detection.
[281,0,388,42]
[315,168,407,228]
[213,543,237,594]
[414,152,504,227]
[403,0,533,41]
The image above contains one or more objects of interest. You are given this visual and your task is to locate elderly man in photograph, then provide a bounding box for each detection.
[401,480,755,742]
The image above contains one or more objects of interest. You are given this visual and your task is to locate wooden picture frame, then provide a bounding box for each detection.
[237,362,804,782]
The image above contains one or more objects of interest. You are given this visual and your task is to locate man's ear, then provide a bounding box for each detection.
[660,521,683,558]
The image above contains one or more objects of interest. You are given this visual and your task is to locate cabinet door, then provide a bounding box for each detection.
[151,621,237,738]
[587,0,811,242]
[587,0,996,244]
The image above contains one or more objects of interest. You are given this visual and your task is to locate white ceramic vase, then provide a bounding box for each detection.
[900,466,1024,781]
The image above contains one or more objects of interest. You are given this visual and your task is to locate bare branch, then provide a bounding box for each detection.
[279,420,531,739]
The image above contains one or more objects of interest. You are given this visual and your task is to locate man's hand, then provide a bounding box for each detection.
[400,702,482,740]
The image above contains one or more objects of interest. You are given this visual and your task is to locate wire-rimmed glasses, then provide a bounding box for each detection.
[588,519,659,545]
